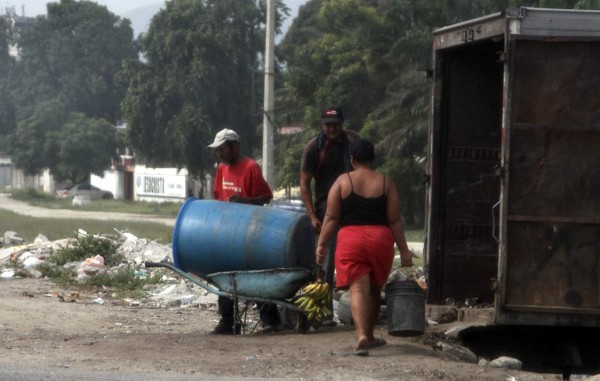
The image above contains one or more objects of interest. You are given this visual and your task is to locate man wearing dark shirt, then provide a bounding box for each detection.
[300,105,358,324]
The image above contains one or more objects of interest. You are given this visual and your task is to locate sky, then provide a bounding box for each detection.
[3,0,308,22]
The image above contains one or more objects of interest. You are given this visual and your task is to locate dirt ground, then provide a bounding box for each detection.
[0,277,565,380]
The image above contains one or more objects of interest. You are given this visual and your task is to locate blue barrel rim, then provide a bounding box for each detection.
[172,196,198,270]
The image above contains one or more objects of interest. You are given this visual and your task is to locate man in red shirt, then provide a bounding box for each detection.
[208,128,277,334]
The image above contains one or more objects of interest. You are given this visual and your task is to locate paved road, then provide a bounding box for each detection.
[0,363,284,381]
[0,194,175,227]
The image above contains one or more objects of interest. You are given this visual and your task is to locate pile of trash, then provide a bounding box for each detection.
[0,229,218,310]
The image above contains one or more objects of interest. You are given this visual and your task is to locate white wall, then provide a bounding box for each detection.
[12,168,55,193]
[91,170,122,199]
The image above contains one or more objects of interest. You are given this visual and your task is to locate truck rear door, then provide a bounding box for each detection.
[498,37,600,325]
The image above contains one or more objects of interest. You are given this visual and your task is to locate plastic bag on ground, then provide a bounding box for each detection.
[76,255,108,280]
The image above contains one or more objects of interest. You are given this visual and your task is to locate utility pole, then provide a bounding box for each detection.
[262,0,275,187]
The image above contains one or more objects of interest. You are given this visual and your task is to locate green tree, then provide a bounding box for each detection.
[12,0,136,123]
[12,100,69,176]
[12,101,117,184]
[0,17,16,152]
[121,0,289,176]
[277,0,426,209]
[8,0,135,180]
[48,113,117,184]
[279,0,391,131]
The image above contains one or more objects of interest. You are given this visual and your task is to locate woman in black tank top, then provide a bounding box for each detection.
[316,138,416,356]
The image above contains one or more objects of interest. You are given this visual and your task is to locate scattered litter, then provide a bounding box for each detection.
[179,294,195,306]
[22,256,42,269]
[1,228,205,311]
[132,269,147,278]
[156,284,177,297]
[76,255,108,280]
[1,270,15,278]
[34,234,50,244]
[4,231,25,245]
[123,298,141,307]
[435,342,478,364]
[72,195,92,206]
[489,356,522,370]
[426,319,439,326]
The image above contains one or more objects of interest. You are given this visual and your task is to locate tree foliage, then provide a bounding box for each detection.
[5,0,598,211]
[11,100,116,184]
[0,17,16,151]
[12,100,68,176]
[7,0,135,180]
[13,0,136,122]
[121,0,289,176]
[275,0,600,226]
[48,113,117,184]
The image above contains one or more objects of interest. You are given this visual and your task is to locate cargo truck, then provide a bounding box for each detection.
[425,7,600,327]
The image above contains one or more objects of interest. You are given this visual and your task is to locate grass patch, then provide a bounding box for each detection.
[36,263,166,298]
[33,233,165,297]
[79,267,165,298]
[49,233,123,266]
[404,229,424,242]
[35,262,76,284]
[9,189,182,217]
[0,208,173,243]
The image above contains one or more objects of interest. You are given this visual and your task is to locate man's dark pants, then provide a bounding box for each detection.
[218,296,280,326]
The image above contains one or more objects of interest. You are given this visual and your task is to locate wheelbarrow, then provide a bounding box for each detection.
[145,261,315,335]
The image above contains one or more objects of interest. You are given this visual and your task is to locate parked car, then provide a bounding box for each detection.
[269,197,305,213]
[56,184,113,200]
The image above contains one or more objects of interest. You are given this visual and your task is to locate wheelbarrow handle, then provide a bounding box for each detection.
[144,262,303,312]
[144,261,226,296]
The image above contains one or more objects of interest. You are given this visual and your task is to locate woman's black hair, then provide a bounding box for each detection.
[350,138,375,164]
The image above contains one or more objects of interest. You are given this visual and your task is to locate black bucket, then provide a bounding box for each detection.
[385,280,425,336]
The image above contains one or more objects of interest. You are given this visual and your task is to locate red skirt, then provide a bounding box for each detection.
[334,225,394,288]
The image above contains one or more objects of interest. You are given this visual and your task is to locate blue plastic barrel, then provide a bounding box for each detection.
[172,198,315,277]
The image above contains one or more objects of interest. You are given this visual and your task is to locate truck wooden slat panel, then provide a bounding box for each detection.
[427,8,600,327]
[505,222,600,309]
[500,37,600,321]
[511,40,600,127]
[507,129,600,218]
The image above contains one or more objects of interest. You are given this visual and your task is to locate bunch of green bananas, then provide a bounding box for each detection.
[294,280,332,322]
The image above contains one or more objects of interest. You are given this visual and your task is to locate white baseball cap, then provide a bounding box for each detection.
[207,128,239,148]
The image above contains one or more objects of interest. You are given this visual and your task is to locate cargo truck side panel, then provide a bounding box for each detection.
[427,8,600,327]
[497,38,600,325]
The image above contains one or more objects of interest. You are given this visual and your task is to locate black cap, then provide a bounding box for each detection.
[321,105,344,124]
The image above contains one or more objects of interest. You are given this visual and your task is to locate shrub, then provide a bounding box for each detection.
[50,233,123,267]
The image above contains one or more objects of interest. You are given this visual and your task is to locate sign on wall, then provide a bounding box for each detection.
[135,166,188,200]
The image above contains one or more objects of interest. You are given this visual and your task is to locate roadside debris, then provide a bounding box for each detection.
[488,356,523,370]
[0,228,557,374]
[434,341,479,364]
[0,229,217,310]
[3,231,25,245]
[76,255,108,280]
